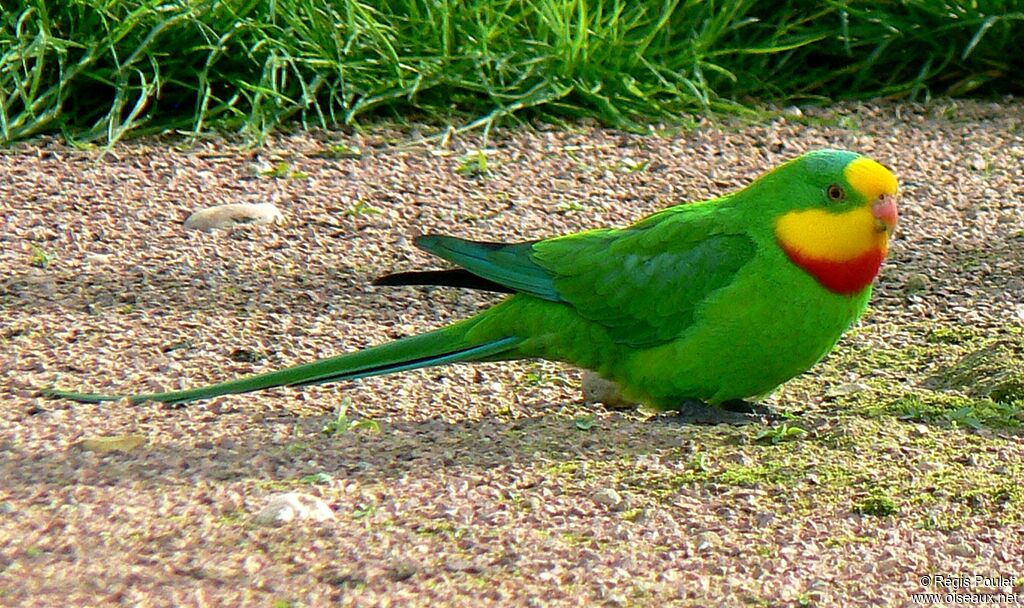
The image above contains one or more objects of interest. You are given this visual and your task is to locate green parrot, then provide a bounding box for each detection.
[45,149,899,412]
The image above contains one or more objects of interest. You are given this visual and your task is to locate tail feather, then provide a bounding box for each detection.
[288,338,519,387]
[373,269,516,294]
[44,322,520,405]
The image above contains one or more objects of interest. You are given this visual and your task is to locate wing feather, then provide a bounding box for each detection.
[414,207,756,348]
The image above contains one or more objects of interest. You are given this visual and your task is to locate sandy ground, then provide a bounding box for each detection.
[2,101,1023,607]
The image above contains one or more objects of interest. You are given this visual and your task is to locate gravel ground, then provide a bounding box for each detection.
[2,101,1023,607]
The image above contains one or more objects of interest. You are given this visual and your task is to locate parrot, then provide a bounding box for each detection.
[44,149,899,414]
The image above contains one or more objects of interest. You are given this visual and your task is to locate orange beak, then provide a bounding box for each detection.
[872,194,898,232]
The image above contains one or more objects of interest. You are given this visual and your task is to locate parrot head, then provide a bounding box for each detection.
[769,149,898,295]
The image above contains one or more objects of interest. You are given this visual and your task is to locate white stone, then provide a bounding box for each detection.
[253,492,335,526]
[828,382,870,396]
[593,487,624,510]
[581,371,637,409]
[85,253,113,265]
[184,202,283,232]
[696,531,722,551]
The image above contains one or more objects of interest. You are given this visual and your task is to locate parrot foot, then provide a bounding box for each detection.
[663,399,774,426]
[721,399,776,415]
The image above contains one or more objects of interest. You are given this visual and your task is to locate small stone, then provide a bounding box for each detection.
[727,453,753,466]
[783,105,803,117]
[253,492,335,526]
[593,487,624,510]
[949,542,977,558]
[74,434,146,453]
[828,382,870,396]
[969,156,987,171]
[445,558,480,573]
[183,202,283,232]
[387,559,419,582]
[581,371,636,409]
[322,570,366,588]
[904,273,931,294]
[229,348,262,363]
[1015,304,1024,323]
[245,161,274,176]
[696,531,721,551]
[912,423,930,436]
[84,253,112,265]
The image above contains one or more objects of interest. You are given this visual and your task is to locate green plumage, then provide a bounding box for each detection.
[46,149,887,409]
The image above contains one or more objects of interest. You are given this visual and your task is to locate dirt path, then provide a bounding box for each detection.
[2,102,1023,607]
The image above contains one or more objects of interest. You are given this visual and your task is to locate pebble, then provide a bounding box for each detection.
[727,453,753,466]
[593,487,624,510]
[948,543,977,558]
[527,496,543,512]
[253,492,335,526]
[388,559,419,582]
[581,371,635,409]
[697,531,722,551]
[84,253,113,265]
[444,558,481,573]
[74,434,146,453]
[829,382,870,396]
[904,273,931,294]
[183,202,283,232]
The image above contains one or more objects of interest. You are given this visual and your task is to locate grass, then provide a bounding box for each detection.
[259,161,309,179]
[1,0,1022,145]
[455,149,492,177]
[853,493,900,517]
[27,244,53,268]
[533,410,1024,531]
[514,319,1024,532]
[754,422,808,444]
[322,396,381,435]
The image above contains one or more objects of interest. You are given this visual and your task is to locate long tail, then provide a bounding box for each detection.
[43,320,521,405]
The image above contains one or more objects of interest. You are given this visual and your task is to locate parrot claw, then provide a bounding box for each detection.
[662,399,775,426]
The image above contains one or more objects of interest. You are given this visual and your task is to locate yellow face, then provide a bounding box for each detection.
[775,157,898,262]
[844,156,899,203]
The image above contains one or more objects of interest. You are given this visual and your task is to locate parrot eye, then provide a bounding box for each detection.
[826,184,846,202]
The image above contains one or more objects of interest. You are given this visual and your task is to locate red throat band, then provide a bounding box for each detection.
[780,245,886,295]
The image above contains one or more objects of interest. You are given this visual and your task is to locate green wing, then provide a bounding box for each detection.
[418,207,756,348]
